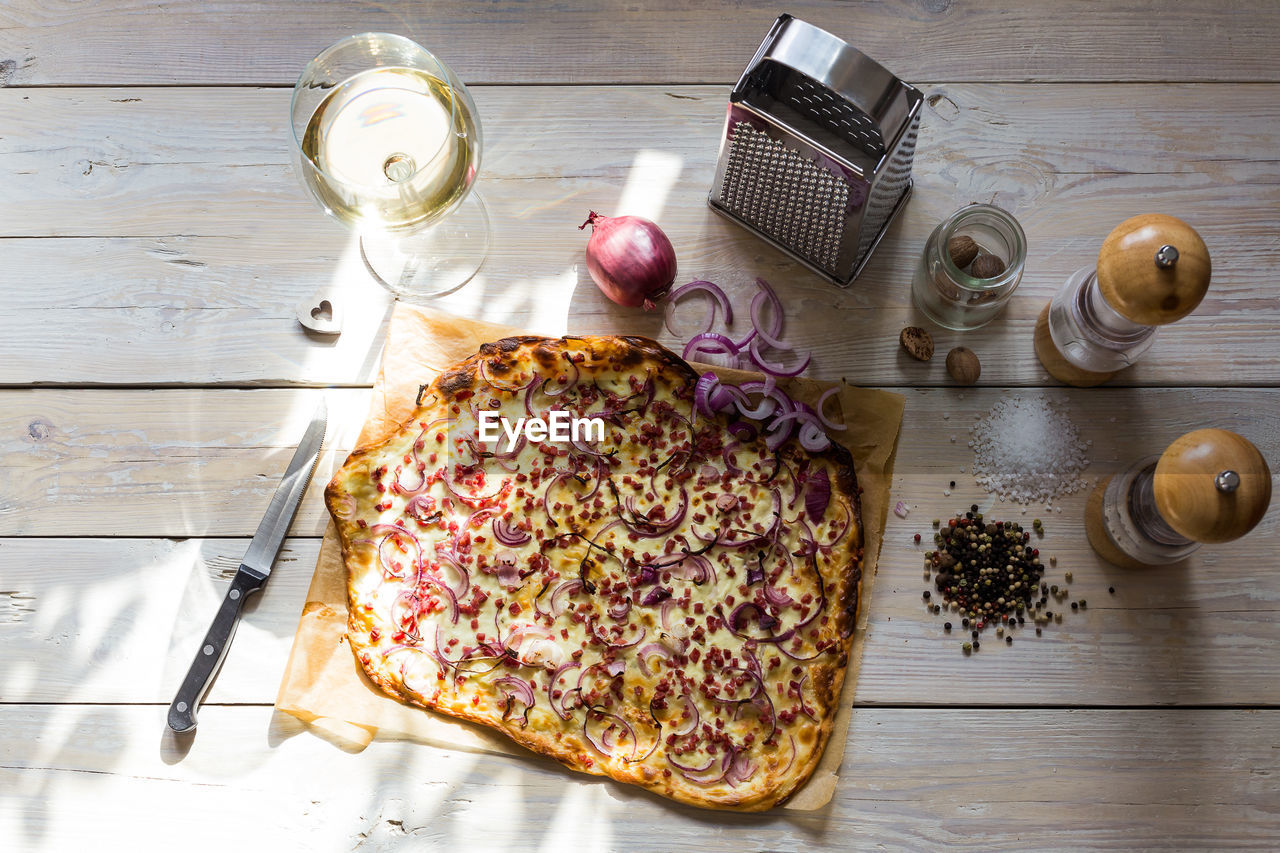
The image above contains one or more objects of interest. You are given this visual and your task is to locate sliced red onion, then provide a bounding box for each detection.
[671,553,714,586]
[668,750,731,785]
[492,515,531,547]
[495,550,521,589]
[584,708,638,760]
[723,749,757,788]
[478,358,530,393]
[620,488,688,537]
[515,635,566,669]
[665,279,733,337]
[798,421,831,452]
[693,372,720,417]
[495,675,536,724]
[814,385,847,432]
[806,468,831,521]
[331,493,357,520]
[548,578,583,618]
[778,734,797,775]
[434,550,471,599]
[419,574,460,624]
[658,598,690,644]
[792,674,819,721]
[375,525,422,582]
[548,661,582,720]
[749,283,785,348]
[542,355,581,397]
[607,597,632,621]
[637,642,672,677]
[669,693,700,736]
[640,587,672,606]
[389,590,423,642]
[763,584,794,609]
[746,565,765,585]
[818,502,853,548]
[604,658,626,678]
[443,470,505,505]
[748,336,811,378]
[682,333,739,367]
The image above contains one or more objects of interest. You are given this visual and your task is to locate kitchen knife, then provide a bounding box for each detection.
[167,399,327,733]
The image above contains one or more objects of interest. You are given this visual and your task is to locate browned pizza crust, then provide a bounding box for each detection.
[326,335,862,810]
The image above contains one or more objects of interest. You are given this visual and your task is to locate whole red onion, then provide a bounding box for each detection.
[579,211,677,309]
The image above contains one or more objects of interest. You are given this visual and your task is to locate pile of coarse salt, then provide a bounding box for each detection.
[969,395,1090,505]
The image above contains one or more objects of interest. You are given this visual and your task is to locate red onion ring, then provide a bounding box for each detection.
[664,279,733,337]
[548,578,583,617]
[805,468,831,521]
[814,385,847,432]
[491,515,531,547]
[495,675,536,723]
[584,707,638,760]
[669,693,700,737]
[637,642,672,677]
[478,358,530,393]
[547,661,582,720]
[748,335,811,377]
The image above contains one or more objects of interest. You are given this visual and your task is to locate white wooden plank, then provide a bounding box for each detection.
[1,385,1277,706]
[5,386,1276,536]
[2,1,1279,85]
[2,518,1278,708]
[1,705,1276,851]
[1,85,1277,386]
[0,388,367,537]
[0,538,321,706]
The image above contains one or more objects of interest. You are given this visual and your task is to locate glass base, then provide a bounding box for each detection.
[360,191,490,301]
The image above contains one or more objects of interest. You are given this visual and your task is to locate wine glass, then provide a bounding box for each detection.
[291,33,489,300]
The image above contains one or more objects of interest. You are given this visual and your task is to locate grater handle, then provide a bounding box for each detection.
[748,14,917,144]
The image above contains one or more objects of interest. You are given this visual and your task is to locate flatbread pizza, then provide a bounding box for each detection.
[326,335,862,810]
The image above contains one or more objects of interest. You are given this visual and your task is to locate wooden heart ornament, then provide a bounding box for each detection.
[296,288,343,335]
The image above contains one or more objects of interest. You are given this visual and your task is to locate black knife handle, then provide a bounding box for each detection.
[167,568,265,733]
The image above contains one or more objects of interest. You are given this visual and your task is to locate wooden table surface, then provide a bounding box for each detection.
[2,2,1278,850]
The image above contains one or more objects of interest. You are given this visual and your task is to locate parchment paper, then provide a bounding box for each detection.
[276,304,904,811]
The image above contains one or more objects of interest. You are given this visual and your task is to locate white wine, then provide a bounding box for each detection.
[300,66,480,232]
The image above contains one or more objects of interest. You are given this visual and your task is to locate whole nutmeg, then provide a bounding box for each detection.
[899,326,934,361]
[969,253,1007,279]
[948,235,980,269]
[946,346,981,385]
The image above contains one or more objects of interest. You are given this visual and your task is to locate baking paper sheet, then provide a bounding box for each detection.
[276,303,904,810]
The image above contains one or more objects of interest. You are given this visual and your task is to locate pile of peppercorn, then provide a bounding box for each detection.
[923,506,1055,654]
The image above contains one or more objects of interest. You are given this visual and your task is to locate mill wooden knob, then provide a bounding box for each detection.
[1154,429,1271,544]
[1097,214,1211,326]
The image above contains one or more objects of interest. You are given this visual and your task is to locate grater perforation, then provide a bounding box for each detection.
[708,15,923,285]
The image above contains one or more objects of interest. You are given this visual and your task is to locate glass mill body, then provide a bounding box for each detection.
[1035,214,1211,387]
[1086,429,1271,568]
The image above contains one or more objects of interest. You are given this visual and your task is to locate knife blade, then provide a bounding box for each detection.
[167,399,327,733]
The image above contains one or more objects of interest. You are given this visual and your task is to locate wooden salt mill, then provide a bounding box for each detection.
[1086,429,1271,569]
[1035,214,1211,386]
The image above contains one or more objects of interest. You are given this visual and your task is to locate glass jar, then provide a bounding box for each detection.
[911,204,1027,330]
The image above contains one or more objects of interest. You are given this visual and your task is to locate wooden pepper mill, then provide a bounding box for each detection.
[1035,214,1211,386]
[1086,429,1271,569]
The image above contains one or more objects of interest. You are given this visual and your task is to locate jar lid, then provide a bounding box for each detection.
[1097,214,1211,326]
[1154,428,1271,544]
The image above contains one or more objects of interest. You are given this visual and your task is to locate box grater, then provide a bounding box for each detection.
[709,15,923,285]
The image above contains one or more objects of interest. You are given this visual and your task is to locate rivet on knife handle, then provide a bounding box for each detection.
[167,568,264,733]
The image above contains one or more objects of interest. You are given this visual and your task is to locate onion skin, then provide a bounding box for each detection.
[580,211,677,309]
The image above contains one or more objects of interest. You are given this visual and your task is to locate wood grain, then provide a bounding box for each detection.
[1,704,1276,850]
[6,387,1275,538]
[2,388,1276,706]
[2,1,1279,86]
[1,85,1278,386]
